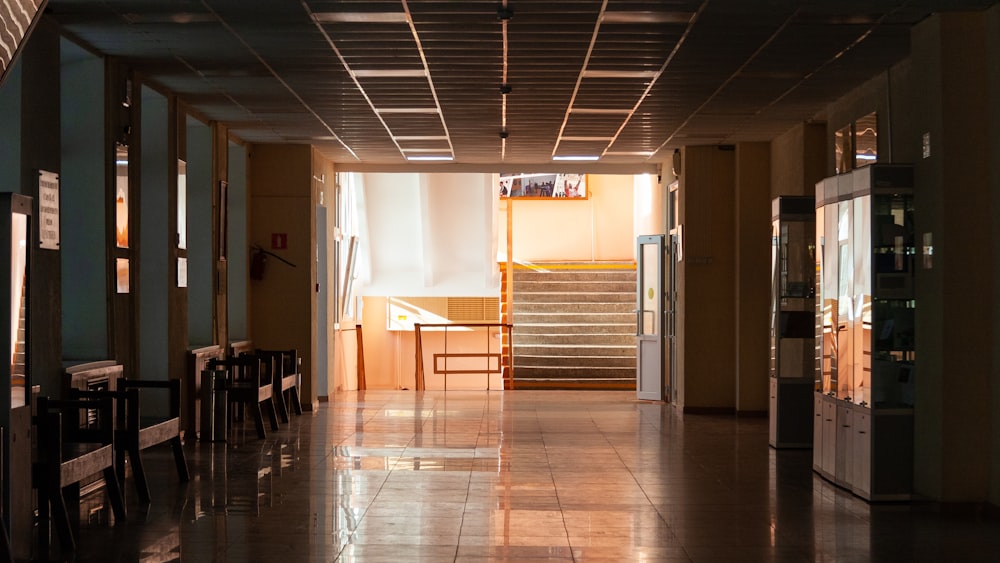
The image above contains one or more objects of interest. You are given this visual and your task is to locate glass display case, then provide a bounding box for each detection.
[812,164,914,501]
[768,196,816,448]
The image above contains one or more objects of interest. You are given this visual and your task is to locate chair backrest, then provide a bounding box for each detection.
[35,395,114,446]
[256,349,299,378]
[208,354,264,386]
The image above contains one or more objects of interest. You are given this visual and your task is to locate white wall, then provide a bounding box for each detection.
[357,172,500,296]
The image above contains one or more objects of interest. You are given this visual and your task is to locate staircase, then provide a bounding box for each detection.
[510,264,636,390]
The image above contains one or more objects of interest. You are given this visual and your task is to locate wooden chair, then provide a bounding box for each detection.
[33,396,127,556]
[206,354,279,439]
[255,349,303,423]
[73,380,190,503]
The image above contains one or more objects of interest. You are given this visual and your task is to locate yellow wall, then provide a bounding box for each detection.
[508,174,635,262]
[735,142,772,413]
[677,146,737,411]
[248,144,318,407]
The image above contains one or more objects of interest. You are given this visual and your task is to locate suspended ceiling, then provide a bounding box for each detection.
[45,0,999,171]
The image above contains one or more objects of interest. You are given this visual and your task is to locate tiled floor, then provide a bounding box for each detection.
[64,390,1000,562]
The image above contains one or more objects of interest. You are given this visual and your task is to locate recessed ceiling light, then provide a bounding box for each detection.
[353,69,427,78]
[570,108,632,114]
[393,136,449,141]
[582,70,658,79]
[605,151,655,157]
[406,155,454,161]
[553,155,601,161]
[602,11,694,24]
[561,136,614,142]
[311,12,408,23]
[376,108,440,114]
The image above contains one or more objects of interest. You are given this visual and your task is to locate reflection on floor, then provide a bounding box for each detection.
[68,390,1000,562]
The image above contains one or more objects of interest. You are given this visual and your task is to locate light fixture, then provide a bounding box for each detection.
[406,155,454,161]
[353,69,427,78]
[553,155,600,161]
[311,12,408,23]
[582,70,658,79]
[376,108,441,114]
[499,83,512,94]
[496,4,514,20]
[499,130,509,139]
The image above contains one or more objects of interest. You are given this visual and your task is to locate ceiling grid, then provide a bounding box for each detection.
[43,0,999,169]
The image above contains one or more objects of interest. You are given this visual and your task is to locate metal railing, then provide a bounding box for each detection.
[414,323,513,390]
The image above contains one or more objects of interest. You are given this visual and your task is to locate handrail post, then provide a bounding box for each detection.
[356,324,366,391]
[414,323,425,391]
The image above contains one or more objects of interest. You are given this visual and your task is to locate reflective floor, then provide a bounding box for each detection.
[65,390,1000,562]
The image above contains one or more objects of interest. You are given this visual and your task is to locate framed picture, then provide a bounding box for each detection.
[499,173,588,199]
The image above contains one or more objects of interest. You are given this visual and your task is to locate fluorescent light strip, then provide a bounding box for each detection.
[393,136,449,141]
[582,70,658,79]
[570,108,632,114]
[553,155,601,161]
[602,11,695,24]
[605,151,655,157]
[406,155,454,161]
[376,108,440,114]
[353,69,426,78]
[311,12,408,23]
[561,136,614,142]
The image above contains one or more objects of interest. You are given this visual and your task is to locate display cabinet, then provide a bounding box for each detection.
[812,164,914,501]
[768,196,816,448]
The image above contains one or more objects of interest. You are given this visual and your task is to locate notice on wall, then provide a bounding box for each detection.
[38,170,60,250]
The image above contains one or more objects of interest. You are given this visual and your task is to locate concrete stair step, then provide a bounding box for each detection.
[513,379,636,390]
[514,302,635,323]
[511,344,636,357]
[516,291,634,303]
[514,280,636,292]
[514,323,634,335]
[509,264,638,390]
[515,355,636,368]
[513,333,635,346]
[513,270,636,283]
[513,366,636,378]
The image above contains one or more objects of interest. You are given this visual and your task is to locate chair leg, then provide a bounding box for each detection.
[289,386,303,415]
[37,480,53,559]
[115,445,127,497]
[103,466,128,523]
[53,485,76,552]
[63,482,81,532]
[171,436,191,483]
[274,387,290,423]
[265,398,280,431]
[250,404,267,439]
[128,445,151,504]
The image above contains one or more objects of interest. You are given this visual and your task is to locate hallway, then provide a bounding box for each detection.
[71,390,1000,562]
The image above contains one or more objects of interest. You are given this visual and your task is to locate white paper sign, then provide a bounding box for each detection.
[177,257,188,288]
[38,170,60,250]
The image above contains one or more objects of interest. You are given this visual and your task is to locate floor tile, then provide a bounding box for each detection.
[46,389,1000,563]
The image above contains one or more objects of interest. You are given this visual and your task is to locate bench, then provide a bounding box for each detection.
[229,340,254,359]
[73,379,189,504]
[206,354,279,439]
[186,346,226,438]
[33,396,127,556]
[255,349,303,423]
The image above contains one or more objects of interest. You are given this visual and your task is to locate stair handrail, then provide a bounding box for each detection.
[413,323,514,391]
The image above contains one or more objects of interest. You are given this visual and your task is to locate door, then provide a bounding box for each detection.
[666,232,678,403]
[636,235,665,401]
